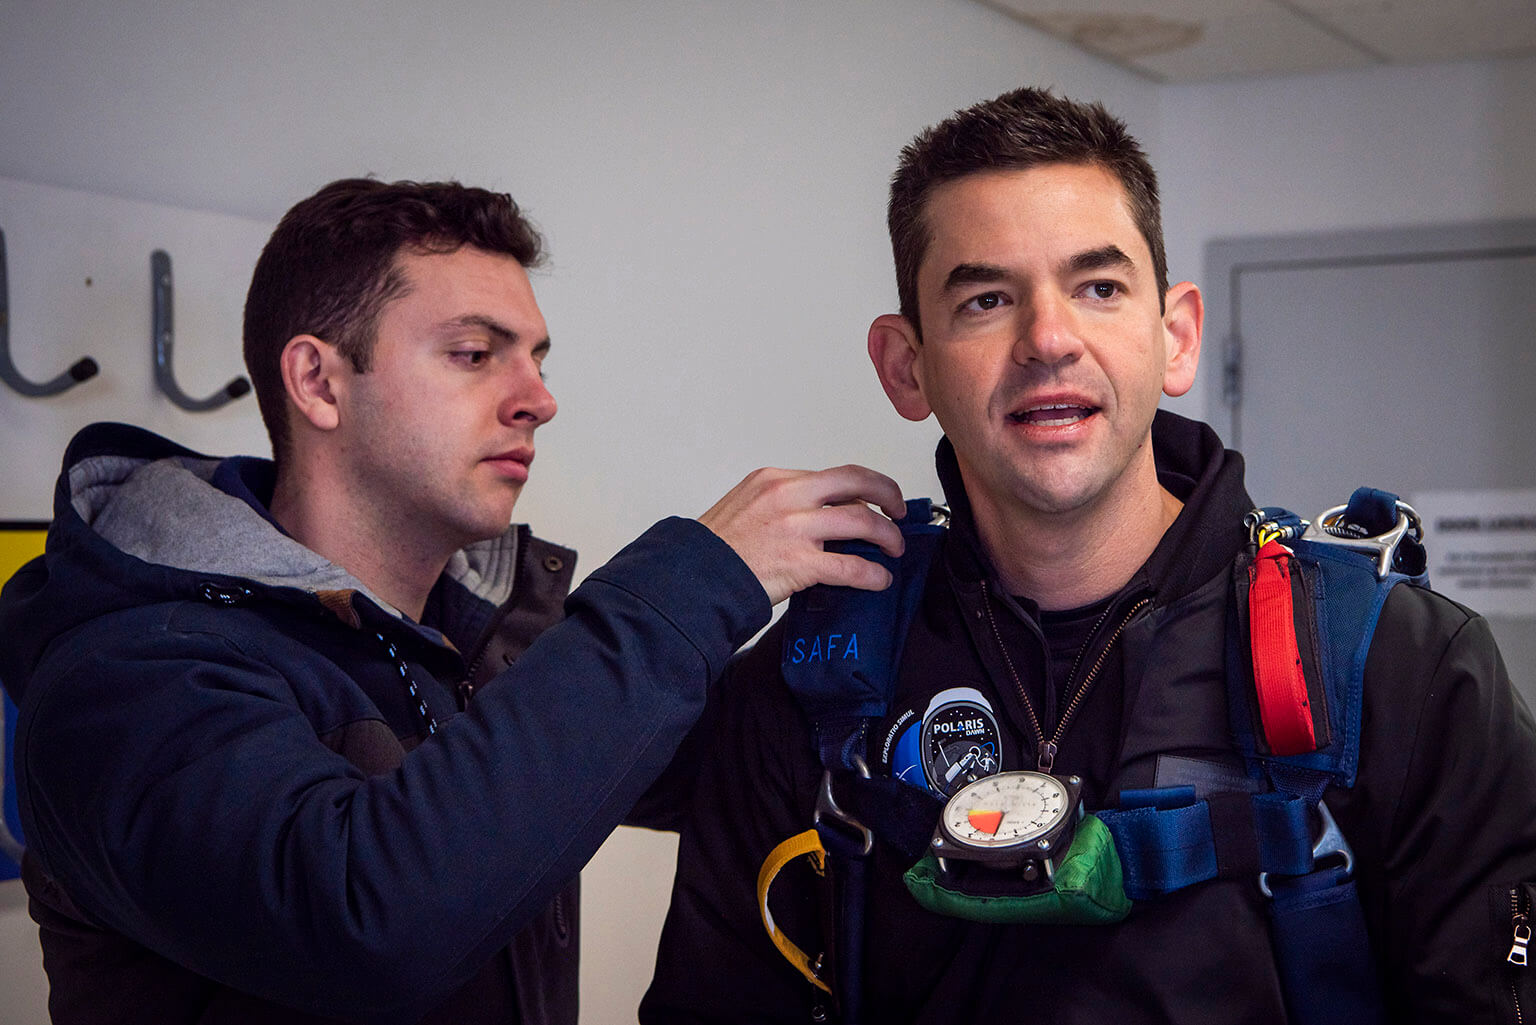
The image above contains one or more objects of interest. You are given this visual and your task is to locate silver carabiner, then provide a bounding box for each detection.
[813,756,873,857]
[1299,500,1423,579]
[1259,799,1355,898]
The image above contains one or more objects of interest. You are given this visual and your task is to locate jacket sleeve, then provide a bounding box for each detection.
[623,706,713,832]
[639,626,830,1024]
[17,517,769,1024]
[1347,586,1536,1023]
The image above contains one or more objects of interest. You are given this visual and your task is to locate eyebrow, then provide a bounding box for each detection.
[448,314,552,355]
[449,314,518,344]
[940,262,1011,296]
[1064,245,1135,276]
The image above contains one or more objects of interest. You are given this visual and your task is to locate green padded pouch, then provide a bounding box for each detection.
[903,812,1132,925]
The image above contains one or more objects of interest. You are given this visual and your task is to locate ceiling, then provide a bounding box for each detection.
[977,0,1536,81]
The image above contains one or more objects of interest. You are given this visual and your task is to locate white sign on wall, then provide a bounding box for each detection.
[1413,489,1536,618]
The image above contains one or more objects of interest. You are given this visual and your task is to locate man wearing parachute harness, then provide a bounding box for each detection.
[641,87,1536,1023]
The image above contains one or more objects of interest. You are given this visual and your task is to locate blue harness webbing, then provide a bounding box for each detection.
[776,488,1424,1023]
[1097,487,1427,1025]
[780,499,946,1022]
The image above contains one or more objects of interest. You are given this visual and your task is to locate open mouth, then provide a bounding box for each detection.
[1007,403,1099,427]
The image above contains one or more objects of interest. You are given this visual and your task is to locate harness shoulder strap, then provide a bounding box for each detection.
[780,498,946,769]
[764,499,945,1021]
[1233,487,1428,786]
[1103,487,1427,1025]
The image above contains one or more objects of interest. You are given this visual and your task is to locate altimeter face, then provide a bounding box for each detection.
[940,770,1070,849]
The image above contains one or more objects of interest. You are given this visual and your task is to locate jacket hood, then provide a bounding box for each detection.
[0,422,526,699]
[934,409,1254,606]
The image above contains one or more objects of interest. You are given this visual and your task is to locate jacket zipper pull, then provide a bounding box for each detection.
[1037,741,1058,773]
[1510,898,1531,966]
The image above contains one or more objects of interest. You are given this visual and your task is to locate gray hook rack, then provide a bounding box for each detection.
[152,249,250,411]
[0,227,101,397]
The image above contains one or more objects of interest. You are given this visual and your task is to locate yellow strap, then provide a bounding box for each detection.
[756,829,833,994]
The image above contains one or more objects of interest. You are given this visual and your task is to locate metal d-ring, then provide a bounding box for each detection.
[1300,500,1423,579]
[0,227,100,397]
[152,249,251,412]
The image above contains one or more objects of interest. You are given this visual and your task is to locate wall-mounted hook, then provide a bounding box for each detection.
[152,249,250,412]
[0,227,100,398]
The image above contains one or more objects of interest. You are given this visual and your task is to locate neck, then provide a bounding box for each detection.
[966,459,1182,612]
[269,458,449,622]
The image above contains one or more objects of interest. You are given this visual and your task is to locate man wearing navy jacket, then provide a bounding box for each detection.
[0,177,904,1024]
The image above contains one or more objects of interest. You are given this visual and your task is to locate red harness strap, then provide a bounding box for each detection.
[1247,540,1318,756]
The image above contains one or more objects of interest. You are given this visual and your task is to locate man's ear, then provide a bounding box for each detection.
[1161,281,1204,399]
[868,314,932,422]
[279,335,344,432]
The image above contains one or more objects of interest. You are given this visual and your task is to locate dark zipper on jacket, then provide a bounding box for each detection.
[462,598,515,692]
[458,532,531,707]
[1511,885,1531,1024]
[459,633,499,708]
[980,579,1149,773]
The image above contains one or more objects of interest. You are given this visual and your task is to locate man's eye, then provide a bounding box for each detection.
[1086,282,1120,300]
[962,292,1007,313]
[452,350,490,365]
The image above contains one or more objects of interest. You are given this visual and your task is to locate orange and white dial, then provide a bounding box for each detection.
[941,771,1070,849]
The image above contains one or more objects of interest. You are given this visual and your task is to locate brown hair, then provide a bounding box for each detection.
[242,178,543,462]
[888,87,1167,332]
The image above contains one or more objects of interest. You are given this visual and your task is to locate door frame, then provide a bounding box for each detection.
[1203,219,1536,449]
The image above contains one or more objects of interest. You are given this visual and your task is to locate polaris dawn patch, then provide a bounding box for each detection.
[885,686,1001,797]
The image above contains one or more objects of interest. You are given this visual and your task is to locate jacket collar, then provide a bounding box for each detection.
[934,410,1253,608]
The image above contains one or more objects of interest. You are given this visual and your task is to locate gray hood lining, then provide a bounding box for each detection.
[69,452,523,618]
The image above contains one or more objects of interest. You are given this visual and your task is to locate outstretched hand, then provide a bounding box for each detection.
[698,465,906,606]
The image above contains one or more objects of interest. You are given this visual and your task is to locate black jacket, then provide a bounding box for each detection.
[642,411,1536,1024]
[0,422,770,1025]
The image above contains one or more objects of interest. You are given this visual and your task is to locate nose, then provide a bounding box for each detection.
[1012,292,1084,368]
[501,358,557,427]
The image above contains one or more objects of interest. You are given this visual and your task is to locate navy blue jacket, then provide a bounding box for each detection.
[0,422,769,1024]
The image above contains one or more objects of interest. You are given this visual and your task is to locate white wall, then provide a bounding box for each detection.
[0,3,1155,1022]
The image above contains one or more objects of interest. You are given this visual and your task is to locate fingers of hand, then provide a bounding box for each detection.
[803,464,906,521]
[812,549,896,592]
[807,500,905,558]
[697,465,908,601]
[700,465,904,536]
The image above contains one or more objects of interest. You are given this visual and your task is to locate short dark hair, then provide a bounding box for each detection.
[242,178,544,462]
[888,87,1167,331]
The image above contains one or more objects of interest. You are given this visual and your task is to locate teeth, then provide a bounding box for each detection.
[1009,403,1094,426]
